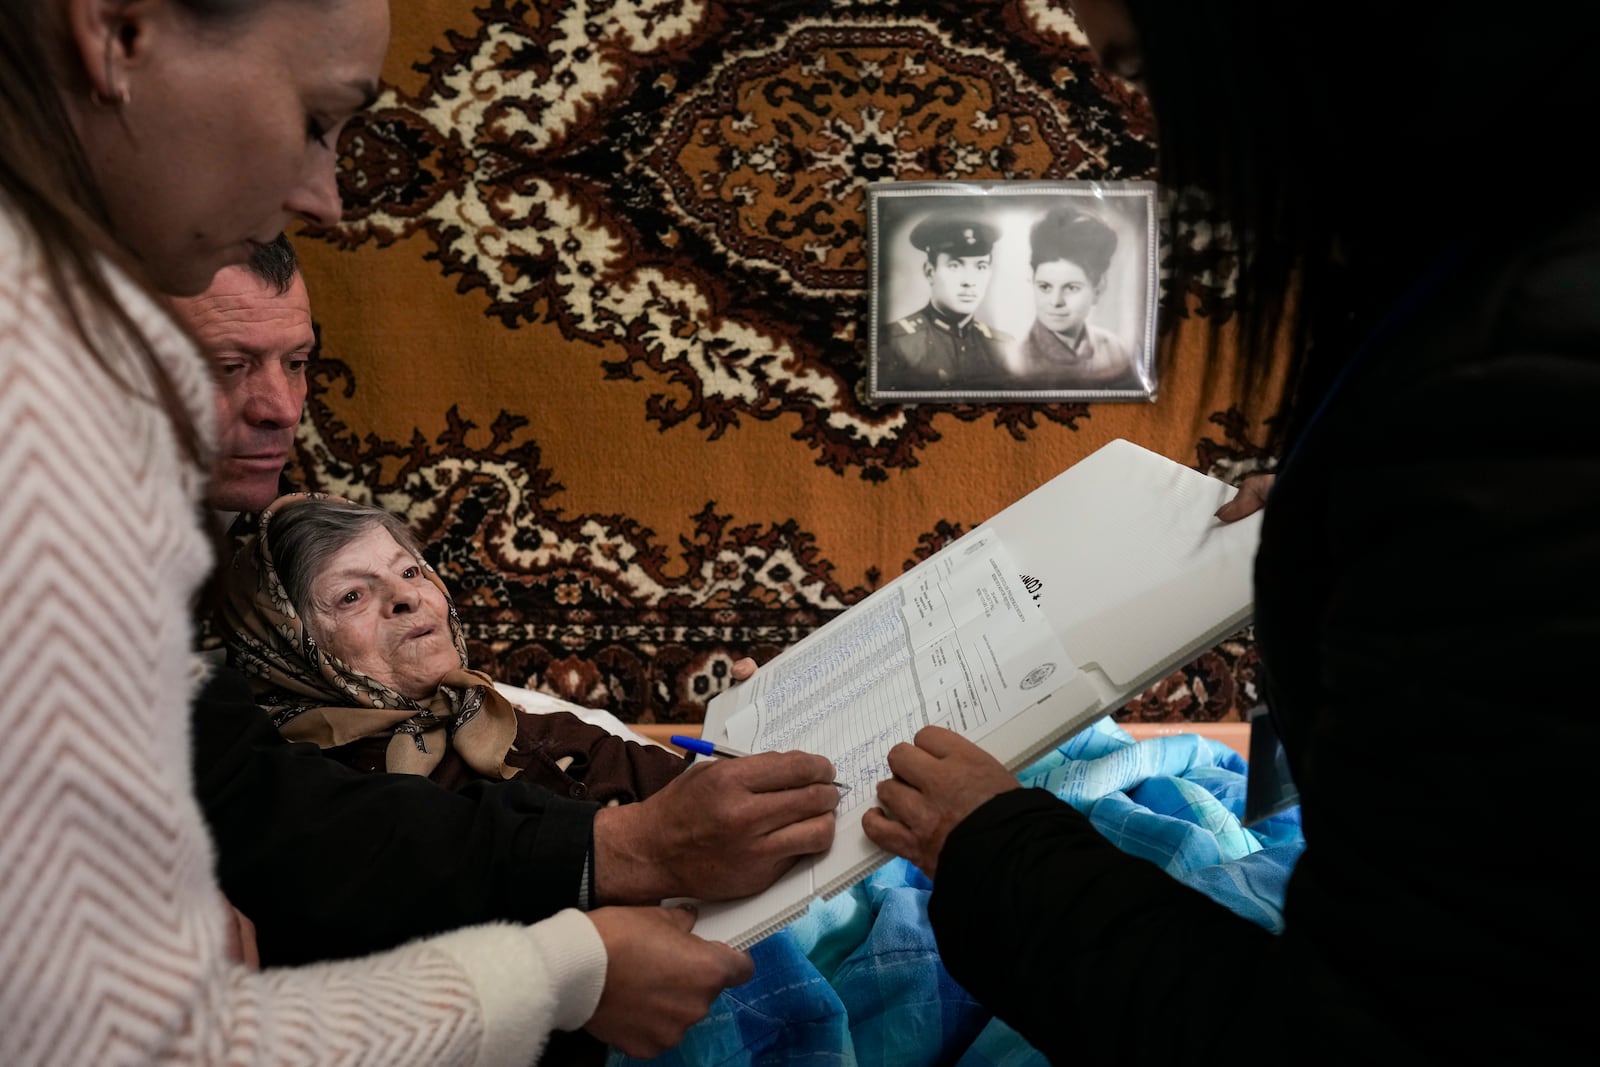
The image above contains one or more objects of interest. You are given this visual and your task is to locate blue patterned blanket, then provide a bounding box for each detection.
[609,718,1305,1066]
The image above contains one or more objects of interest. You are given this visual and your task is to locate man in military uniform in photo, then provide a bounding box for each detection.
[878,213,1013,391]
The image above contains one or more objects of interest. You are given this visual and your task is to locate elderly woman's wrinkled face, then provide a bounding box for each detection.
[303,525,461,700]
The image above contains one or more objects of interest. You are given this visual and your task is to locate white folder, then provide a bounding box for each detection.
[690,439,1261,948]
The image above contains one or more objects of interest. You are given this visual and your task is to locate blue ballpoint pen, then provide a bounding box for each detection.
[669,734,851,793]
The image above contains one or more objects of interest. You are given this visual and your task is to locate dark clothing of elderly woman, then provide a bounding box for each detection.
[222,493,687,807]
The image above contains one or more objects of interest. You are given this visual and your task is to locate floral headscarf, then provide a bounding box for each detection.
[220,492,519,779]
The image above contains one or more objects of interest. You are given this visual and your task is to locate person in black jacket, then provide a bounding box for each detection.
[863,1,1600,1062]
[178,238,841,969]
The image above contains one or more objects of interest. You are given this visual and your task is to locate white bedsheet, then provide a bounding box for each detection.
[492,682,663,747]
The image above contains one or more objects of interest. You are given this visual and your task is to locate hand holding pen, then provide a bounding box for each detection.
[591,740,841,902]
[671,735,851,794]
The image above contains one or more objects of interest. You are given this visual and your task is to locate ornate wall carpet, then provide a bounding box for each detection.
[290,0,1283,727]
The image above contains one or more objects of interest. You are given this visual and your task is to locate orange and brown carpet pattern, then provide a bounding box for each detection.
[291,0,1280,727]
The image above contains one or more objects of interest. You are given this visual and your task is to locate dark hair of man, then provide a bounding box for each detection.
[245,234,300,296]
[268,497,429,622]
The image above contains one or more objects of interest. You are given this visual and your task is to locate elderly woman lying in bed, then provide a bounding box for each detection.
[221,492,688,801]
[223,496,1305,1067]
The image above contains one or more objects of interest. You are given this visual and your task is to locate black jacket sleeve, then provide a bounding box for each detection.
[192,664,598,966]
[929,789,1272,1064]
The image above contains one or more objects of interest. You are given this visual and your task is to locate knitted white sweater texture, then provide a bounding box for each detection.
[0,208,604,1066]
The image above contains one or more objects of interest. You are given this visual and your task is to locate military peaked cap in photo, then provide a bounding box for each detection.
[908,213,999,258]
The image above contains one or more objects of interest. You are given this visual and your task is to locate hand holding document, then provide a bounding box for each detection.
[685,440,1262,948]
[863,725,1025,880]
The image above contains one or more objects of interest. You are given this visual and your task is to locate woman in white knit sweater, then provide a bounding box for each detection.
[0,2,753,1064]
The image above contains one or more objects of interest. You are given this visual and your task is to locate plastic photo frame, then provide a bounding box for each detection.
[867,180,1159,404]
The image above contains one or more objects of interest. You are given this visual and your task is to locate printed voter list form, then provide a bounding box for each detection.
[720,534,1074,815]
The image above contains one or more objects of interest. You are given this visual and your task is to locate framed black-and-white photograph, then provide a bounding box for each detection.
[867,180,1159,403]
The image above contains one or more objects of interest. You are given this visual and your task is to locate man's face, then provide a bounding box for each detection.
[924,252,992,318]
[171,267,313,512]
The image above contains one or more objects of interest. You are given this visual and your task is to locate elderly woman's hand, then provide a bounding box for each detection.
[861,726,1020,881]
